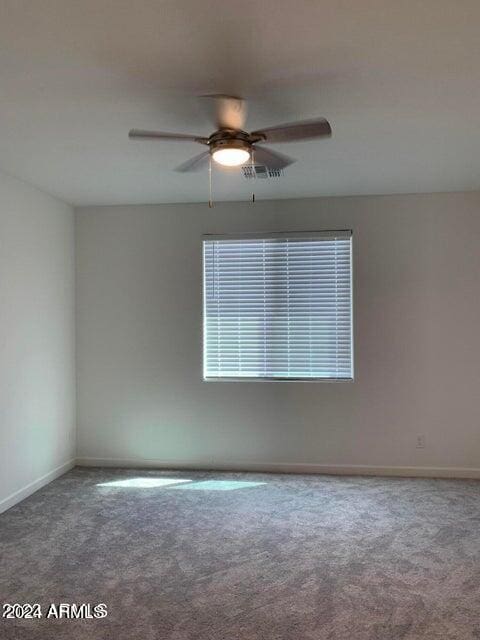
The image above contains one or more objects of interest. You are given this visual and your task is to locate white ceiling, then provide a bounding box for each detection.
[1,0,480,206]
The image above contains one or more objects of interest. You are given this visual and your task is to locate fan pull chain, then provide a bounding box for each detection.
[251,147,256,204]
[208,155,213,208]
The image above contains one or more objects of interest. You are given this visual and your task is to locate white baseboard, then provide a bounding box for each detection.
[0,459,75,515]
[75,457,480,480]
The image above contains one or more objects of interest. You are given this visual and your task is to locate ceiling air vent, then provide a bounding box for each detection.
[242,165,284,180]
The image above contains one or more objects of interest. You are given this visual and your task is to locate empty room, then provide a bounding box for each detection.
[1,1,480,638]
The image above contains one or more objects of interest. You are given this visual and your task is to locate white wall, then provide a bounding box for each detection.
[76,192,480,476]
[0,171,75,512]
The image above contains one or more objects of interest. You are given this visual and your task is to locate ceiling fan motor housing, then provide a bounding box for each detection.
[208,129,254,156]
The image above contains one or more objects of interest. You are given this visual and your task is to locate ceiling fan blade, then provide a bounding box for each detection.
[252,146,295,170]
[200,94,247,130]
[175,151,211,173]
[250,118,331,143]
[129,129,208,144]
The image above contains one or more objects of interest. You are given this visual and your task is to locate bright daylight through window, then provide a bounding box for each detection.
[203,231,353,380]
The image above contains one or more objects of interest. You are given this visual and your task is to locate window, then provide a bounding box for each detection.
[203,231,353,381]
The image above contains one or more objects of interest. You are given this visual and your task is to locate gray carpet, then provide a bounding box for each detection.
[1,467,480,639]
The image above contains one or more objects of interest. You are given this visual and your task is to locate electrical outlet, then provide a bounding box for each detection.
[416,434,426,449]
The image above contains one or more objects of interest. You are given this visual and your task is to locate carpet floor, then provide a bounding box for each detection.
[1,467,479,639]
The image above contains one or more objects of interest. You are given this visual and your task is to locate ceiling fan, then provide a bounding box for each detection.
[128,95,332,172]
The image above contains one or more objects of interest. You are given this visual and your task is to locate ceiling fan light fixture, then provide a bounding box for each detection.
[212,146,250,167]
[129,95,331,176]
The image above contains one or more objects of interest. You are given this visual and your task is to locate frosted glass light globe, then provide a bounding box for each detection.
[212,147,250,166]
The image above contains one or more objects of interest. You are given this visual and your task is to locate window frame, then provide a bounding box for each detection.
[202,230,354,383]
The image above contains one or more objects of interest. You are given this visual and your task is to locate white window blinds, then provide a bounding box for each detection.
[203,231,353,380]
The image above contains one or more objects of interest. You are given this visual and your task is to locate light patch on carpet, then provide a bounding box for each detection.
[168,480,266,491]
[97,477,191,488]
